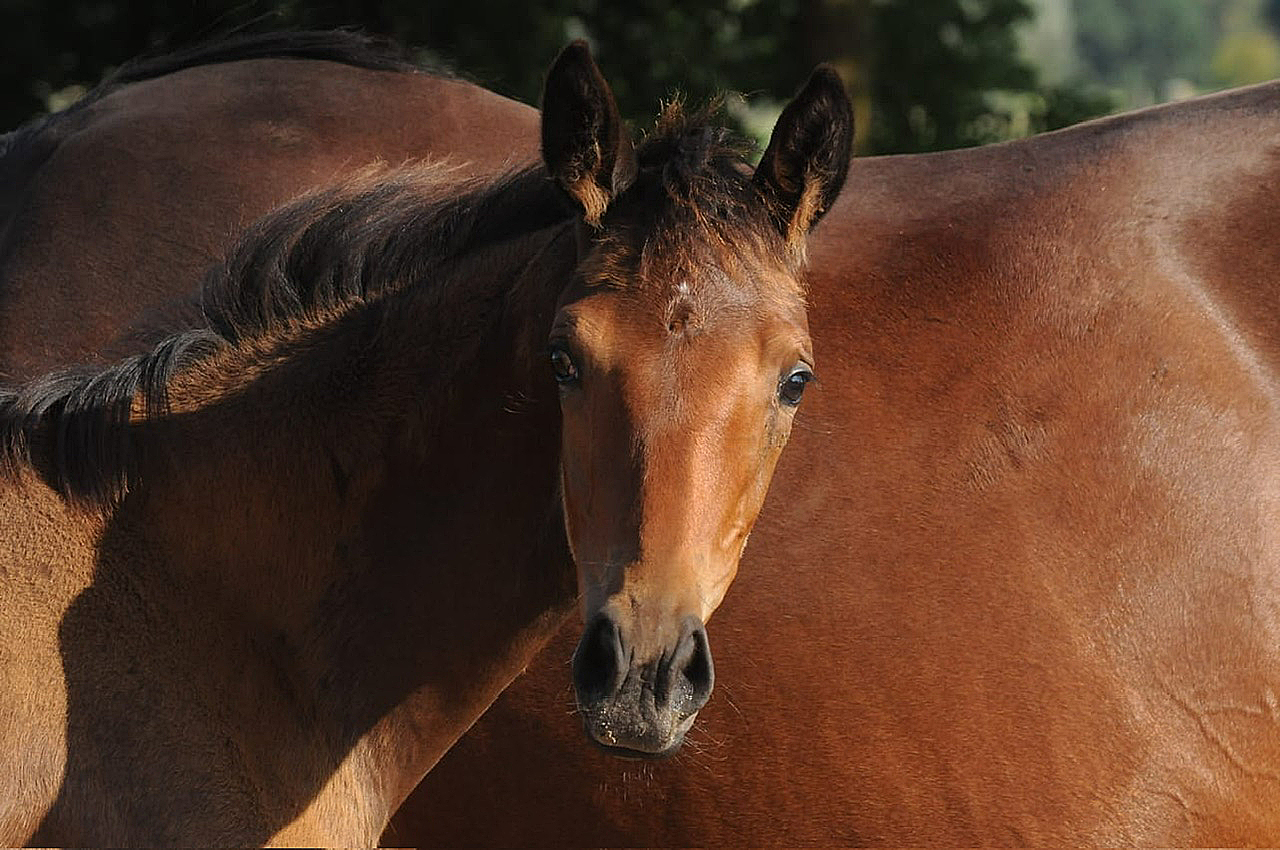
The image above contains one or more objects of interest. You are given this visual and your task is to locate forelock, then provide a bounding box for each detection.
[584,99,798,298]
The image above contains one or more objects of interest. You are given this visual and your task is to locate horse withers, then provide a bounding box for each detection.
[0,42,851,844]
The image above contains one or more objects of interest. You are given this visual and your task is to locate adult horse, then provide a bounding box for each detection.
[7,31,1280,845]
[0,30,540,382]
[0,43,852,845]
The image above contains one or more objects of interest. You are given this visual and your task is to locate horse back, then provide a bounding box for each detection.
[0,56,540,381]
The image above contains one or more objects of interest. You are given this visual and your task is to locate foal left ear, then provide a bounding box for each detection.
[541,41,638,229]
[754,66,853,250]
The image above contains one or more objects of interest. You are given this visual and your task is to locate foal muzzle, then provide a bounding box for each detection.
[571,613,714,755]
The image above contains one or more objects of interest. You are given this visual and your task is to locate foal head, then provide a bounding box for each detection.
[541,44,852,754]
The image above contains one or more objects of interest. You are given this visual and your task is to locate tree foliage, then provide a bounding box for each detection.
[1072,0,1214,101]
[1,0,1113,153]
[866,0,1038,151]
[1064,0,1280,103]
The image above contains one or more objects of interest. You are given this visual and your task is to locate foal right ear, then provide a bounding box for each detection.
[541,41,637,229]
[754,66,853,252]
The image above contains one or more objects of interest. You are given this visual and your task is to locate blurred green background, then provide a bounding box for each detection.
[2,0,1278,154]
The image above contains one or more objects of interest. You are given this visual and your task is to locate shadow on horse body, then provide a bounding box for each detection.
[0,43,851,845]
[0,30,540,382]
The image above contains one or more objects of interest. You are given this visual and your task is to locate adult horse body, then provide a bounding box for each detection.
[0,43,851,844]
[0,31,540,382]
[395,81,1280,845]
[7,34,1280,844]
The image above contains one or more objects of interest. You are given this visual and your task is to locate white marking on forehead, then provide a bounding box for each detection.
[676,281,690,296]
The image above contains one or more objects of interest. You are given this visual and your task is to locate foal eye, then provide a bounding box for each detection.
[549,346,580,385]
[779,367,814,406]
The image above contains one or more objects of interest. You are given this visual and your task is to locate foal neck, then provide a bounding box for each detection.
[67,224,578,843]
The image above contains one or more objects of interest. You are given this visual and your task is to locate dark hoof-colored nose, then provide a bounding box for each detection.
[656,616,714,718]
[572,613,626,702]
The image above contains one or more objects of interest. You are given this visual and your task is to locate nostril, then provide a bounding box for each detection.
[658,617,715,714]
[681,622,714,709]
[682,624,714,705]
[572,614,625,701]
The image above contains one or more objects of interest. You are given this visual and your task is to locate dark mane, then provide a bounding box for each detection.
[1,162,570,508]
[1,99,770,509]
[616,100,794,287]
[637,98,756,188]
[197,163,569,344]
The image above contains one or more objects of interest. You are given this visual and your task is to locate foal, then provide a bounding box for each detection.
[0,44,850,845]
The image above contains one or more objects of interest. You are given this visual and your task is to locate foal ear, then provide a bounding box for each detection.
[754,66,853,249]
[541,41,637,229]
